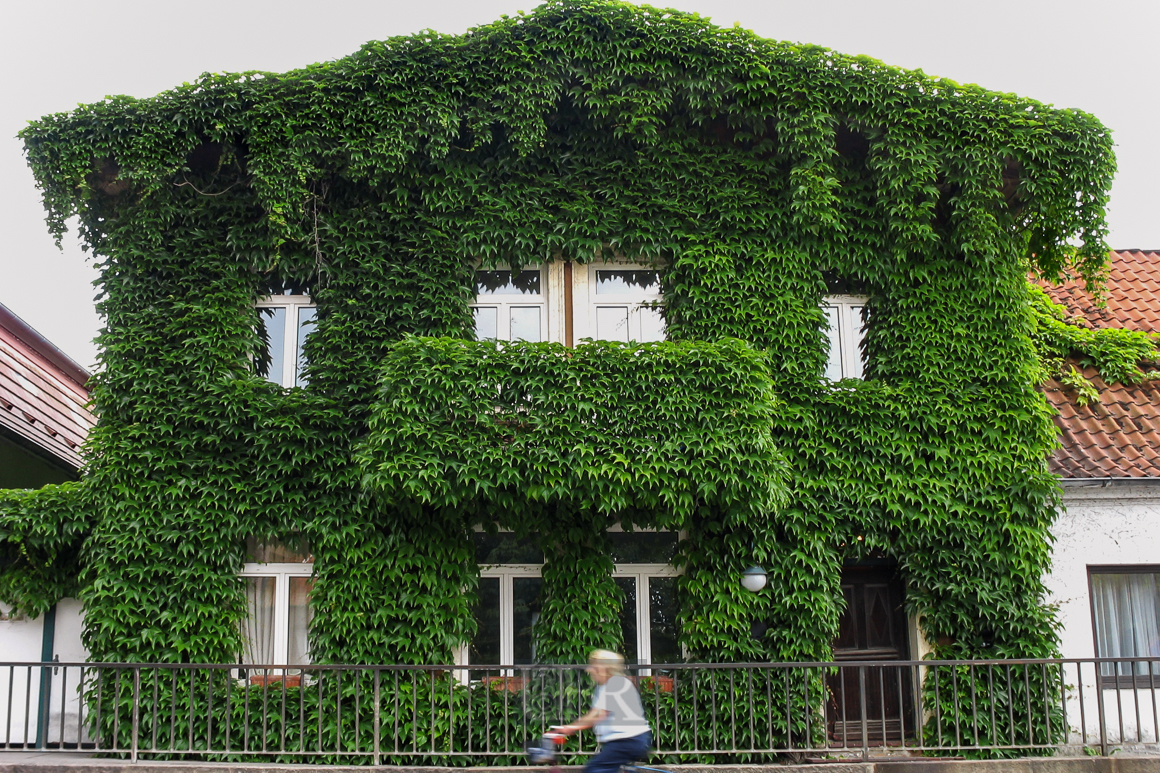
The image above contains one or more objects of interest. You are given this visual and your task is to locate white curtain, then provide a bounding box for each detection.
[1092,572,1160,676]
[243,577,276,666]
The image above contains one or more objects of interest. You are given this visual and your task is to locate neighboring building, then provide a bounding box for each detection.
[1041,250,1160,744]
[0,302,92,488]
[0,301,93,745]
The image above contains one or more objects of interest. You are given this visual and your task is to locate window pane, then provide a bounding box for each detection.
[257,307,287,385]
[638,306,666,342]
[615,577,639,664]
[509,306,542,342]
[1092,571,1160,677]
[474,533,543,564]
[473,307,498,340]
[649,577,680,665]
[476,270,541,296]
[513,578,543,665]
[287,577,313,666]
[595,270,660,295]
[596,306,630,342]
[242,577,276,664]
[295,307,317,387]
[849,306,865,379]
[471,578,501,665]
[824,306,843,380]
[609,532,679,563]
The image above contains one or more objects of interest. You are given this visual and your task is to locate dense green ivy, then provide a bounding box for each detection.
[358,337,785,522]
[1027,285,1159,405]
[0,482,92,618]
[358,336,786,662]
[0,0,1124,757]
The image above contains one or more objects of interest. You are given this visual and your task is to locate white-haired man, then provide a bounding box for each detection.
[552,649,652,773]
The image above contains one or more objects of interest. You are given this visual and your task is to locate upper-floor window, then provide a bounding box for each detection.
[824,296,867,380]
[256,296,316,387]
[470,261,665,346]
[472,267,547,342]
[584,263,665,343]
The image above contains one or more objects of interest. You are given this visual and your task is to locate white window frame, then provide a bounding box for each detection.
[823,295,868,380]
[256,295,316,387]
[574,261,665,343]
[613,563,681,672]
[471,264,550,343]
[458,564,681,670]
[457,527,681,670]
[1088,565,1160,687]
[239,562,314,666]
[466,564,543,671]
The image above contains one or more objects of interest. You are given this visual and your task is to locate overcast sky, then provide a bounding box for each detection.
[2,0,1156,370]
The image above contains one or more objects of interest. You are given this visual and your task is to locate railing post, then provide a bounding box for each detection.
[859,666,869,760]
[373,668,381,767]
[131,667,141,762]
[1095,661,1108,756]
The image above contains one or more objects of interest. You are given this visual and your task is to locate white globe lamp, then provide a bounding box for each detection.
[741,565,768,593]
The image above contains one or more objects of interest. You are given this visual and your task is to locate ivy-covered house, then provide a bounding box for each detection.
[3,0,1116,705]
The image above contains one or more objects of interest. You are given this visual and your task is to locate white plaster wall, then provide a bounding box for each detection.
[0,600,45,660]
[1048,484,1160,659]
[0,601,45,744]
[1047,483,1160,747]
[0,598,88,745]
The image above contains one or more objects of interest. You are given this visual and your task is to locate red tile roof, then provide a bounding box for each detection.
[1045,249,1160,332]
[0,303,94,471]
[1040,250,1160,479]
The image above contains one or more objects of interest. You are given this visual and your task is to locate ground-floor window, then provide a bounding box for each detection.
[465,530,680,667]
[238,533,679,667]
[240,539,314,666]
[1089,565,1160,685]
[613,572,679,666]
[609,530,680,665]
[473,567,543,666]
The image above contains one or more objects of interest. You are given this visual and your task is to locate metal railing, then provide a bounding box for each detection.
[1,658,1158,762]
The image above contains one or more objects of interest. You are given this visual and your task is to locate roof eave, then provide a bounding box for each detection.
[0,302,91,389]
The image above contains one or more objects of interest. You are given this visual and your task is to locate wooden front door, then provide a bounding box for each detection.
[827,564,915,745]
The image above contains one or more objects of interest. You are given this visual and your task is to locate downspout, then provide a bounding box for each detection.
[35,603,56,748]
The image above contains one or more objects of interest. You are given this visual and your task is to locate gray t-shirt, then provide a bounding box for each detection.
[591,675,649,742]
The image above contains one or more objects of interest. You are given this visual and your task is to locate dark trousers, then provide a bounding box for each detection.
[583,731,652,773]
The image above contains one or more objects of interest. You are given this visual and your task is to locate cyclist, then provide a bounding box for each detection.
[551,649,652,773]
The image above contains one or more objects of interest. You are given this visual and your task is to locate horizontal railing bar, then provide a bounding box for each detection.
[4,656,1159,668]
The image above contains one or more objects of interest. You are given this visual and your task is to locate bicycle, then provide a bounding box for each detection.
[528,732,672,773]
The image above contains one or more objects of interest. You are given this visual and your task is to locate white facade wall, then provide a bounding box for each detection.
[1049,484,1160,660]
[0,598,87,746]
[1047,482,1160,748]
